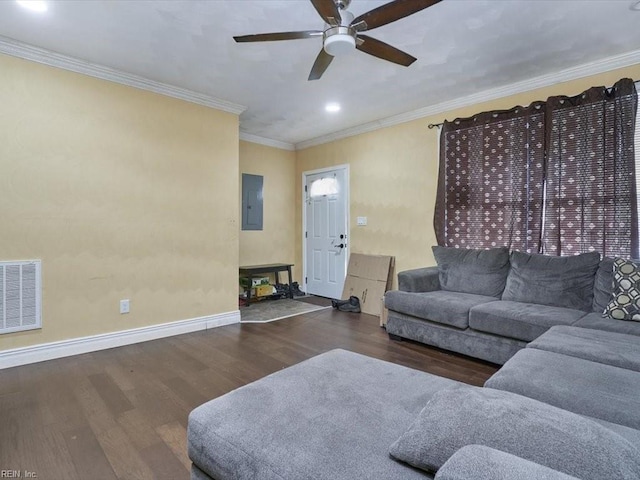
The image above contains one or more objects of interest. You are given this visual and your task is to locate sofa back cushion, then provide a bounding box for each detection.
[501,251,600,311]
[432,246,510,297]
[593,257,615,313]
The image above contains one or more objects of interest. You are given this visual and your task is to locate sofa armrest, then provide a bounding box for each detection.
[398,267,440,293]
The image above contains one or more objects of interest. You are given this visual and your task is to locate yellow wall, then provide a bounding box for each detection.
[296,64,640,286]
[2,49,637,352]
[239,141,298,282]
[0,54,239,350]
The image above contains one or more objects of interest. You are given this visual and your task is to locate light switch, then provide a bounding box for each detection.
[357,216,367,226]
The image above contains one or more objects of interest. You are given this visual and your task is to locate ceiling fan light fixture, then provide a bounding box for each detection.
[324,34,355,56]
[323,26,356,56]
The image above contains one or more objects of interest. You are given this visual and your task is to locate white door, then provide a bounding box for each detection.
[304,166,349,299]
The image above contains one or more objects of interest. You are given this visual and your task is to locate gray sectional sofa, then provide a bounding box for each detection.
[384,246,640,364]
[188,327,640,479]
[187,247,640,479]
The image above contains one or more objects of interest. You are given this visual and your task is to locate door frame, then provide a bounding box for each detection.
[302,164,350,295]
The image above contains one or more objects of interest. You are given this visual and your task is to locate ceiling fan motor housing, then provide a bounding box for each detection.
[323,9,355,56]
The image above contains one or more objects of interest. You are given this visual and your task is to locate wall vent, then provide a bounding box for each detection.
[0,260,41,334]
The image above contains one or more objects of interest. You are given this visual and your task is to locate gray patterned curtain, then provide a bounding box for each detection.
[435,78,638,258]
[543,78,638,258]
[434,103,546,252]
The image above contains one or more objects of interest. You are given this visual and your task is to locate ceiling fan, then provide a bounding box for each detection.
[233,0,442,81]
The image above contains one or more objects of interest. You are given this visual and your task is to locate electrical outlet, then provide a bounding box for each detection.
[120,299,130,314]
[357,216,367,226]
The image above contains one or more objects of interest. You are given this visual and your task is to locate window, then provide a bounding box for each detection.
[435,78,639,258]
[542,79,638,257]
[309,177,339,198]
[434,104,546,253]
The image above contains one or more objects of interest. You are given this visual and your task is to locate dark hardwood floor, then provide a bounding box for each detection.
[0,308,498,480]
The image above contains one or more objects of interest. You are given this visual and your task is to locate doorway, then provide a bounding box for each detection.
[302,165,350,299]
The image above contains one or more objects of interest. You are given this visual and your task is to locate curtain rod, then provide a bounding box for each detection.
[426,80,638,130]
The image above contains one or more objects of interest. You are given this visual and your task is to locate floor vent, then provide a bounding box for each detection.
[0,260,41,334]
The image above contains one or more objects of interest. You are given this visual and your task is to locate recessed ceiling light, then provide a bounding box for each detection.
[16,0,48,13]
[325,103,341,113]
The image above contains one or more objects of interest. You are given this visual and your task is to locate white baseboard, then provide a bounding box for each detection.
[0,310,240,370]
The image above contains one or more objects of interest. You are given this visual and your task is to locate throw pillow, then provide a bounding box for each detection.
[501,251,600,311]
[388,386,640,480]
[603,258,640,321]
[431,246,510,297]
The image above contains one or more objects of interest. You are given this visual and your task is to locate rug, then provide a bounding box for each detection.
[240,298,330,323]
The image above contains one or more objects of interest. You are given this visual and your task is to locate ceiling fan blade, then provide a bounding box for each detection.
[309,0,342,26]
[351,0,441,31]
[308,49,334,81]
[356,35,416,67]
[234,31,322,43]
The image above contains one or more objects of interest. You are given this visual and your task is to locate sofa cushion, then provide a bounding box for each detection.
[485,348,640,430]
[385,312,526,365]
[469,301,585,342]
[389,385,640,480]
[574,312,640,336]
[434,445,580,480]
[188,349,456,480]
[432,246,510,297]
[603,258,640,321]
[385,290,497,329]
[593,257,615,312]
[501,251,600,311]
[528,325,640,372]
[589,416,640,450]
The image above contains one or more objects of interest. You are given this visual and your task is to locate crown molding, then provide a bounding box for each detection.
[0,36,246,115]
[3,35,638,150]
[239,131,295,151]
[295,48,640,150]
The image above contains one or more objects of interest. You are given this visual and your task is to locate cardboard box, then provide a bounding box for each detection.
[255,284,274,297]
[380,298,389,327]
[342,253,395,317]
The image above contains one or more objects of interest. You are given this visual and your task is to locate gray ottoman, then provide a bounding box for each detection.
[188,349,460,480]
[485,348,640,431]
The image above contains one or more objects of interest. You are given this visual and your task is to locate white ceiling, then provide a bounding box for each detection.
[1,0,639,148]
